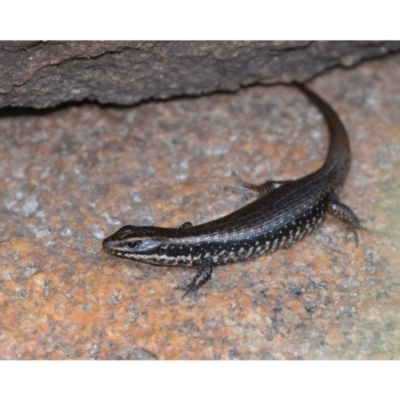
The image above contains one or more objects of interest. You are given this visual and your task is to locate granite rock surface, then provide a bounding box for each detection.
[1,41,399,108]
[0,54,399,359]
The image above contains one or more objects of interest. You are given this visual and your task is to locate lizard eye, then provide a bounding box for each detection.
[126,241,141,250]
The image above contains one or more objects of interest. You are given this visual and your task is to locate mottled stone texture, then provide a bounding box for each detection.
[1,41,400,108]
[1,52,400,359]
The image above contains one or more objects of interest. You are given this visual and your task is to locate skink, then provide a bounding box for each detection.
[102,83,361,297]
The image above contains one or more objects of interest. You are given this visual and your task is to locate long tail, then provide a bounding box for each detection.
[294,82,351,189]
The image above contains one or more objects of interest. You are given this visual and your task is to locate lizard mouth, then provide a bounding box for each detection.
[101,236,130,255]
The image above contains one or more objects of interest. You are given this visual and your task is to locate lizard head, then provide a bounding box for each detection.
[102,225,170,259]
